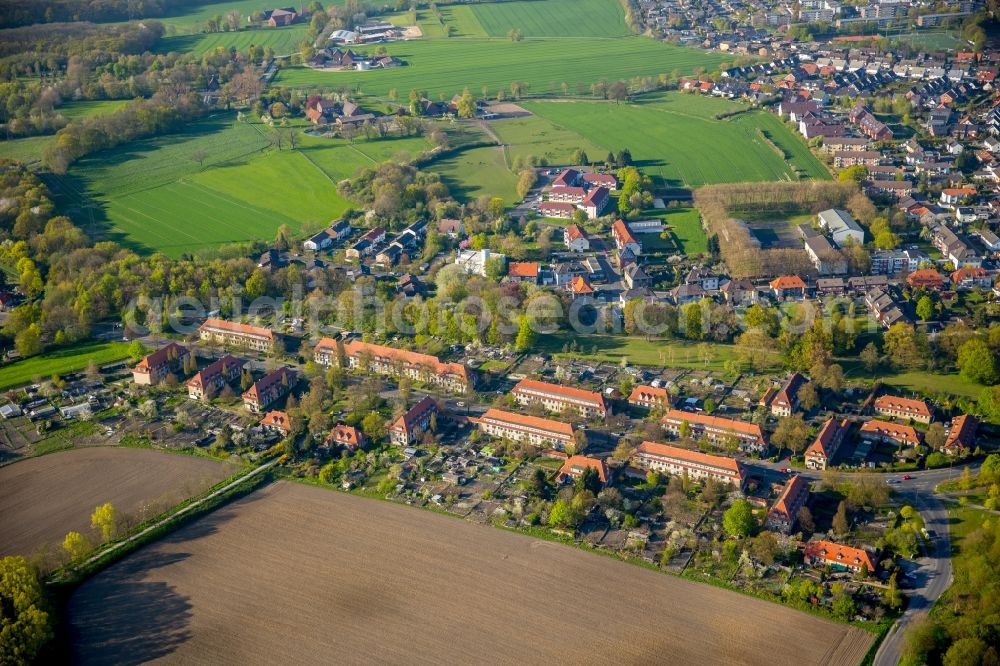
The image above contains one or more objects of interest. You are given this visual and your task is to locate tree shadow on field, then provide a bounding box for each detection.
[69,550,194,665]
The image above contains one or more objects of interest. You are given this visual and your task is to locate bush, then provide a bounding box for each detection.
[925,452,950,469]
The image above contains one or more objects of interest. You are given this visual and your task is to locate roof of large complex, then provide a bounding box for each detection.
[479,408,575,437]
[662,409,764,439]
[635,441,743,476]
[314,338,470,383]
[512,378,607,409]
[199,317,274,340]
[874,395,932,419]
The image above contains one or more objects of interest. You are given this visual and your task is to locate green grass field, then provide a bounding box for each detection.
[646,207,707,255]
[48,114,429,256]
[0,100,134,164]
[470,0,631,38]
[155,24,308,55]
[427,145,519,202]
[490,114,606,166]
[523,93,830,188]
[272,38,726,100]
[58,99,133,120]
[0,342,132,390]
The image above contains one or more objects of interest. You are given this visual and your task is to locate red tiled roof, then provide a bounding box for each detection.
[628,384,670,405]
[942,187,976,197]
[550,186,586,197]
[325,424,364,449]
[583,186,609,207]
[185,355,242,389]
[874,395,932,419]
[508,261,539,278]
[570,275,594,294]
[391,395,437,433]
[243,367,295,402]
[860,419,921,445]
[134,342,186,372]
[565,224,588,241]
[612,219,638,247]
[558,455,609,484]
[769,475,809,522]
[479,408,575,437]
[260,410,291,432]
[805,417,847,459]
[315,339,471,384]
[944,414,978,451]
[769,275,807,290]
[951,267,989,283]
[635,440,743,475]
[199,317,274,340]
[906,268,943,286]
[513,378,606,409]
[804,540,875,572]
[662,409,764,439]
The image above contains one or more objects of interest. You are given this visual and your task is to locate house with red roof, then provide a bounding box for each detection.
[769,275,807,300]
[132,342,189,386]
[906,268,944,290]
[512,378,609,418]
[582,186,610,219]
[940,187,976,205]
[186,355,243,400]
[564,224,590,252]
[540,201,576,219]
[389,395,438,446]
[569,275,595,299]
[477,408,575,449]
[242,367,295,414]
[552,168,581,188]
[943,414,977,455]
[549,186,587,204]
[324,423,365,451]
[632,441,745,488]
[556,455,609,487]
[612,219,641,256]
[507,261,539,284]
[805,418,848,470]
[260,410,292,436]
[313,338,473,393]
[199,317,275,352]
[628,385,671,411]
[768,372,805,417]
[661,410,766,454]
[766,475,810,534]
[582,172,617,190]
[859,419,921,447]
[951,266,992,289]
[873,395,932,424]
[804,540,875,574]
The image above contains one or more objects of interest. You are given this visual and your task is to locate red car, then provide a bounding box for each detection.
[902,474,912,481]
[779,467,791,474]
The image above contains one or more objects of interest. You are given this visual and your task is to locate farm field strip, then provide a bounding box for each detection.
[155,24,309,56]
[0,447,234,558]
[469,0,631,38]
[68,481,874,665]
[272,38,726,99]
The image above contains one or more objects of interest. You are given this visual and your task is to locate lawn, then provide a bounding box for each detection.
[0,135,52,164]
[489,114,605,166]
[427,145,519,203]
[0,341,132,389]
[58,99,133,120]
[641,207,708,255]
[469,0,631,38]
[523,93,830,189]
[272,38,726,100]
[536,332,780,372]
[154,24,309,56]
[839,359,984,399]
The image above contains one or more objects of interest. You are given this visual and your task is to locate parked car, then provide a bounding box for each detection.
[902,474,912,480]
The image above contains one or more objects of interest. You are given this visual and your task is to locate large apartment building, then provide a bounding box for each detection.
[873,395,932,424]
[132,342,189,386]
[198,318,274,352]
[313,338,473,393]
[859,419,922,447]
[765,475,810,534]
[477,409,575,450]
[389,395,438,446]
[185,355,243,400]
[661,410,766,454]
[632,441,745,489]
[511,379,609,419]
[943,414,978,455]
[243,367,296,413]
[804,418,848,470]
[804,540,875,574]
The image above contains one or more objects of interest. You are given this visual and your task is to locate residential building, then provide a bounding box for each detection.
[906,268,944,290]
[570,275,595,299]
[804,235,847,275]
[455,248,505,276]
[564,224,590,252]
[198,318,275,352]
[769,275,807,300]
[512,378,609,419]
[612,219,641,256]
[804,540,875,574]
[260,410,291,436]
[766,475,810,534]
[873,395,932,424]
[582,186,610,219]
[313,338,473,393]
[582,172,617,190]
[185,355,243,400]
[817,209,865,247]
[628,385,671,411]
[661,410,766,454]
[324,424,366,451]
[859,419,921,447]
[549,186,587,204]
[242,367,295,413]
[303,228,334,252]
[508,261,540,284]
[632,441,745,489]
[623,264,651,290]
[540,201,576,219]
[805,418,848,470]
[132,342,189,386]
[951,266,993,289]
[940,187,976,205]
[477,408,575,449]
[943,414,978,455]
[770,373,805,417]
[556,455,609,487]
[552,168,581,188]
[389,395,438,446]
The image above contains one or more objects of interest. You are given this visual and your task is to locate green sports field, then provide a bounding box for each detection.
[0,341,132,390]
[523,93,830,188]
[272,37,726,100]
[48,115,430,256]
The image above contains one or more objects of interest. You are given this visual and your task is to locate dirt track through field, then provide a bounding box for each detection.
[69,481,873,665]
[0,448,233,558]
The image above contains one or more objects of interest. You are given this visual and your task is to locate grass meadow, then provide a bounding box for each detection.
[490,114,606,166]
[48,114,430,256]
[154,24,308,56]
[469,0,631,38]
[272,38,727,100]
[0,341,131,389]
[523,94,830,189]
[0,100,135,164]
[428,145,520,203]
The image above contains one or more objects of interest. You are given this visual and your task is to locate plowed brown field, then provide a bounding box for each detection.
[68,481,874,665]
[0,447,234,558]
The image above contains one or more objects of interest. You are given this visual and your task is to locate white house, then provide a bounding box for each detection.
[455,249,505,276]
[817,209,864,247]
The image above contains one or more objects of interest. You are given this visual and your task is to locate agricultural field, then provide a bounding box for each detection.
[0,135,52,163]
[427,145,519,202]
[0,341,132,390]
[68,481,873,665]
[272,38,727,100]
[0,447,234,558]
[524,94,830,189]
[154,24,309,56]
[490,114,605,166]
[47,114,428,256]
[470,0,631,38]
